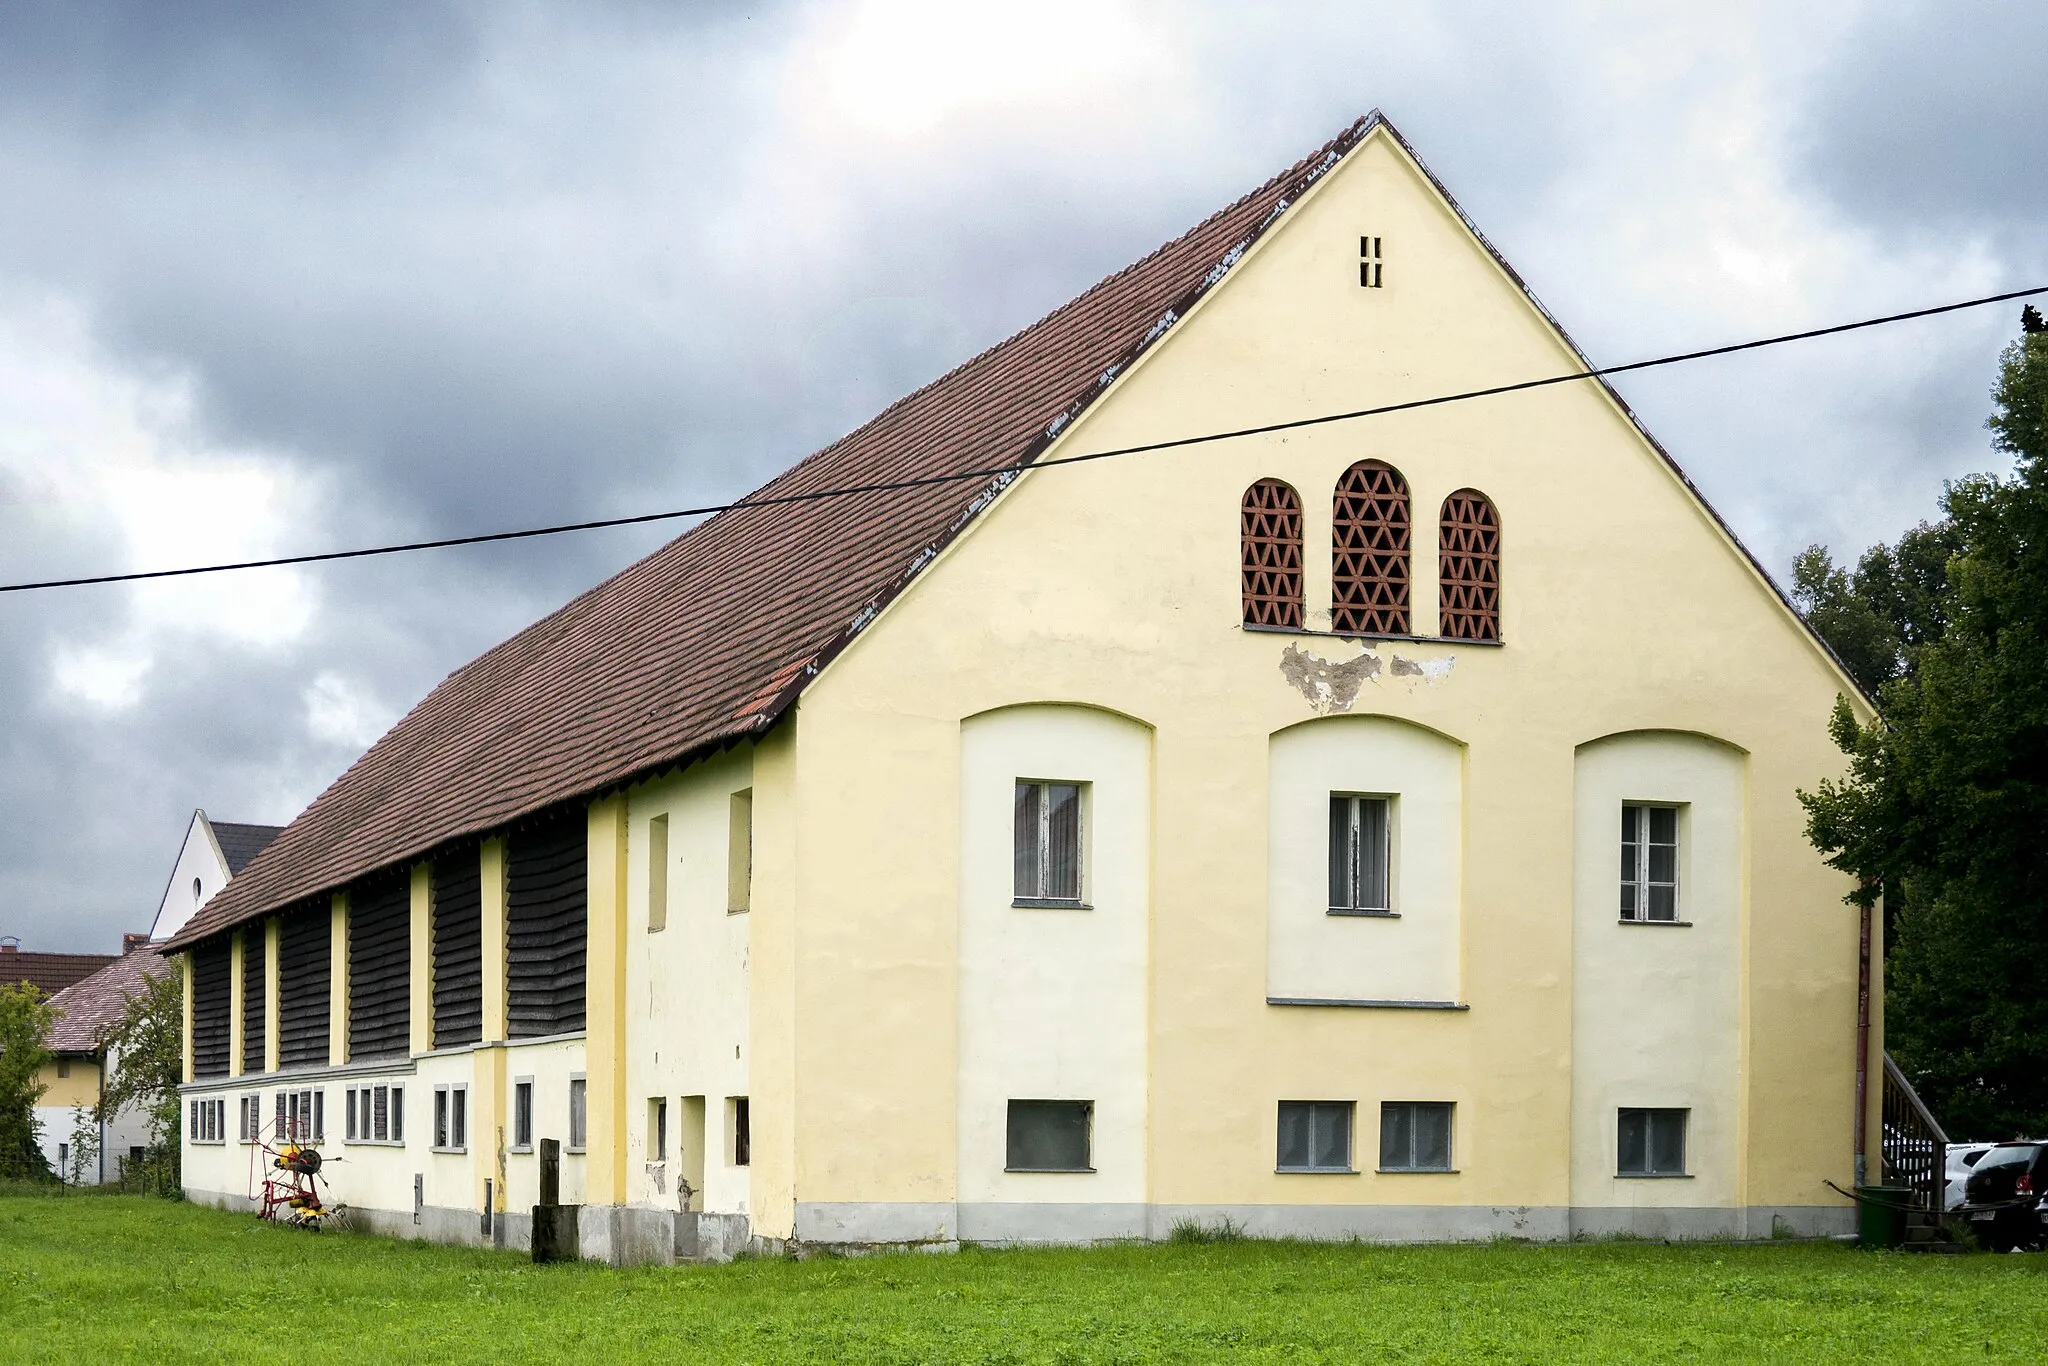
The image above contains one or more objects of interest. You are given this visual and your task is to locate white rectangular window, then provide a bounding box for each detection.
[730,1096,751,1167]
[1013,780,1084,904]
[1004,1099,1091,1172]
[434,1084,468,1151]
[372,1085,390,1142]
[189,1097,226,1144]
[1618,1107,1688,1176]
[390,1086,403,1143]
[1379,1102,1454,1172]
[1329,794,1392,913]
[650,1097,668,1163]
[1620,805,1680,921]
[728,790,753,914]
[345,1088,359,1142]
[452,1086,467,1150]
[513,1079,534,1151]
[568,1076,587,1151]
[1277,1101,1354,1173]
[648,813,670,932]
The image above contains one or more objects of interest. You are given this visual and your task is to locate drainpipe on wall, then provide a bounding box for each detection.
[1854,897,1873,1187]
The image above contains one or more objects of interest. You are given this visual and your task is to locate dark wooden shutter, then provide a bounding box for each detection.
[1438,488,1501,641]
[506,813,586,1038]
[1241,478,1304,628]
[348,875,411,1061]
[190,938,231,1079]
[1332,460,1411,635]
[432,852,483,1049]
[277,902,331,1069]
[241,925,266,1074]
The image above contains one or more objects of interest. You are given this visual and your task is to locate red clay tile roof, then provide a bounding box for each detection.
[47,948,171,1053]
[1,951,118,997]
[166,113,1386,951]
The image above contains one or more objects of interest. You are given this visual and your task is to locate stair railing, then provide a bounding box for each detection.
[1879,1053,1948,1210]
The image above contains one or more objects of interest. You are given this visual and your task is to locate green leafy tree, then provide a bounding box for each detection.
[1791,517,1965,696]
[62,1106,100,1186]
[95,970,184,1196]
[0,983,57,1180]
[1801,313,2048,1139]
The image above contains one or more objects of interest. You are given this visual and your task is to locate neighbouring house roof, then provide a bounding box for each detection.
[0,950,118,998]
[46,948,171,1054]
[209,821,284,875]
[167,112,1388,952]
[167,109,1857,955]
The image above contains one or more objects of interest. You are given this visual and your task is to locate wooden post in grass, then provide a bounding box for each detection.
[533,1138,578,1263]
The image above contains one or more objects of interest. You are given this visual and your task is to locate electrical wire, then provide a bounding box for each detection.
[3,283,2043,596]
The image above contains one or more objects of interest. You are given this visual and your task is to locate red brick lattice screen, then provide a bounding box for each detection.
[1241,479,1304,628]
[1438,489,1500,641]
[1331,460,1410,635]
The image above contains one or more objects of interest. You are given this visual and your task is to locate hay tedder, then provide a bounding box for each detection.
[249,1118,345,1229]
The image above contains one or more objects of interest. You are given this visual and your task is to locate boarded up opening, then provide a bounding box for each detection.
[347,874,411,1060]
[190,938,231,1079]
[240,923,267,1074]
[506,813,587,1038]
[432,850,483,1049]
[276,901,331,1069]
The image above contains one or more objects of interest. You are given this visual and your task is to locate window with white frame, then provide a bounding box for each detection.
[345,1084,405,1143]
[568,1076,587,1151]
[1277,1100,1354,1173]
[1329,794,1392,913]
[513,1078,534,1151]
[730,1096,751,1167]
[1013,780,1084,904]
[1618,1107,1688,1176]
[188,1097,225,1144]
[277,1088,323,1144]
[1378,1102,1454,1172]
[434,1084,469,1151]
[1620,804,1680,921]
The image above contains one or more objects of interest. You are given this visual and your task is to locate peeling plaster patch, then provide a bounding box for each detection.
[1279,642,1381,714]
[1391,653,1456,684]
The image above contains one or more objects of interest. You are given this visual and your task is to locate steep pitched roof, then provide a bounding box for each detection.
[47,948,170,1053]
[209,821,284,875]
[0,950,117,997]
[167,113,1384,951]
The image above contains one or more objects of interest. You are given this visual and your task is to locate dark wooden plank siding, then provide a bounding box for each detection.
[277,902,331,1068]
[241,925,266,1074]
[432,852,483,1049]
[506,814,586,1038]
[347,875,411,1060]
[190,939,232,1079]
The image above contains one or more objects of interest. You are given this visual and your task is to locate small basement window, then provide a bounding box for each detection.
[1329,794,1392,913]
[1277,1101,1354,1173]
[1013,780,1084,905]
[1379,1102,1454,1172]
[1618,1108,1688,1177]
[1006,1099,1093,1173]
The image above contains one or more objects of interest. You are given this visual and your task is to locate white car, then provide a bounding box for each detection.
[1945,1142,1998,1212]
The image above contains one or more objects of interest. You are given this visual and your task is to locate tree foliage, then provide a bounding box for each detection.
[1800,316,2048,1139]
[0,983,57,1180]
[95,969,184,1195]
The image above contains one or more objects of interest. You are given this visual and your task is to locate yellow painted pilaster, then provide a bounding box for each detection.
[474,1044,507,1215]
[748,721,799,1239]
[409,863,433,1056]
[584,794,630,1206]
[329,892,349,1067]
[263,917,281,1074]
[480,838,508,1043]
[228,931,245,1079]
[180,953,194,1085]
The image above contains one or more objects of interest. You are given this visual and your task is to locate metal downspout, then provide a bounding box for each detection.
[1854,898,1872,1187]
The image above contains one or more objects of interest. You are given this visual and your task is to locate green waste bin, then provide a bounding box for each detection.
[1855,1186,1911,1247]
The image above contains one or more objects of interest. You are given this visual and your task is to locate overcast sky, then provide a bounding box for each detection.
[2,1,2043,950]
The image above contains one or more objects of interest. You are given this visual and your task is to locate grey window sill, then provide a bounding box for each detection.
[1618,919,1693,928]
[727,907,749,916]
[566,1146,587,1155]
[1616,1172,1694,1179]
[509,1144,533,1155]
[1267,997,1470,1011]
[344,1138,406,1148]
[1276,1166,1358,1175]
[1012,898,1093,911]
[431,1146,468,1155]
[1378,1167,1459,1175]
[1329,908,1399,918]
[1242,624,1505,648]
[1004,1166,1096,1174]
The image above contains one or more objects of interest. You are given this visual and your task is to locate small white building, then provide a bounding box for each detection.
[149,811,283,945]
[37,947,171,1183]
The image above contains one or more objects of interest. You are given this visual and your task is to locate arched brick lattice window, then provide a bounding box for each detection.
[1438,489,1501,641]
[1241,479,1304,628]
[1331,460,1410,635]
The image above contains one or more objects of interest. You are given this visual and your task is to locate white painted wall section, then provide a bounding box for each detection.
[958,705,1150,1211]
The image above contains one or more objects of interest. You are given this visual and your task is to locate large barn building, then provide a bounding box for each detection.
[169,112,1878,1262]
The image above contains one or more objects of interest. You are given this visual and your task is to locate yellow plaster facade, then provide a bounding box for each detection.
[174,122,1873,1257]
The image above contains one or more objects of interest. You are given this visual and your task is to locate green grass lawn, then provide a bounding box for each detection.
[1,1192,2043,1363]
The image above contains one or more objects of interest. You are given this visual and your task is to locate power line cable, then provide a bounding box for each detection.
[4,283,2043,596]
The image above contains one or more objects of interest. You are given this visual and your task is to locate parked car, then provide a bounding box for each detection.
[1945,1142,1999,1212]
[1959,1141,2048,1251]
